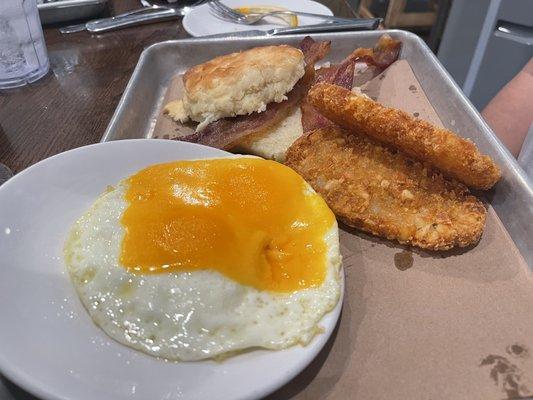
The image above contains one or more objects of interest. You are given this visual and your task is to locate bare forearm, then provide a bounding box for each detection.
[481,58,533,157]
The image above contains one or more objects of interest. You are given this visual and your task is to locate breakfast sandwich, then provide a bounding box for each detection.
[164,36,402,162]
[165,44,306,131]
[164,38,331,155]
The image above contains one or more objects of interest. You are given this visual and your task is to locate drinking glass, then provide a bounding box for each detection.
[0,0,49,89]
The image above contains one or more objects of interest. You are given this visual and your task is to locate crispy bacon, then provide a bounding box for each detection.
[301,54,356,133]
[301,34,401,133]
[356,34,402,70]
[177,37,330,150]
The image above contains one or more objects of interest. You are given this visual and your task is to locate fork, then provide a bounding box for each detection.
[208,0,357,25]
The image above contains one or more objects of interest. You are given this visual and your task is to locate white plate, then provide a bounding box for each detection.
[0,139,343,400]
[183,0,334,37]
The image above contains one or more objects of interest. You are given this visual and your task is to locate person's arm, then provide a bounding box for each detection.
[481,58,533,157]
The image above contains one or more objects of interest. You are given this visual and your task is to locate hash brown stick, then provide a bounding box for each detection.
[307,83,501,190]
[285,127,487,250]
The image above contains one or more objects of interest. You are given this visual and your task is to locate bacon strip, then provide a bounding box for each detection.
[301,55,356,133]
[356,34,402,70]
[301,34,401,133]
[177,37,330,150]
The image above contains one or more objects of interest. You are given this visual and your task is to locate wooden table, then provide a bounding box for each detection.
[0,0,356,175]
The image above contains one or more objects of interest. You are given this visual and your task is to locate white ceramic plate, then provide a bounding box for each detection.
[183,0,334,37]
[0,139,343,400]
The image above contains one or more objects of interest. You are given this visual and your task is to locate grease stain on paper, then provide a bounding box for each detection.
[394,250,413,271]
[507,344,529,359]
[480,344,531,399]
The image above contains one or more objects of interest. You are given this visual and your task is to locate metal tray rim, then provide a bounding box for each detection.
[102,29,532,193]
[101,30,533,266]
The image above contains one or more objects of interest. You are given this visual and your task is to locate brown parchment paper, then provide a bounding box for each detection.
[154,60,533,400]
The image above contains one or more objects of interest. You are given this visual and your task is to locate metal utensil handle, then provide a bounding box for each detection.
[86,8,178,33]
[290,11,357,23]
[271,18,381,35]
[60,6,162,34]
[60,23,89,34]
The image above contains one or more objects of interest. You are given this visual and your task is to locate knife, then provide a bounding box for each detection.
[197,19,382,39]
[60,7,181,34]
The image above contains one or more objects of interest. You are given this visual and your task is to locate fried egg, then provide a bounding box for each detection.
[64,158,342,361]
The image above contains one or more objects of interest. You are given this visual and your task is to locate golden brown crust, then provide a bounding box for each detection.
[307,83,501,190]
[183,45,304,94]
[285,127,487,250]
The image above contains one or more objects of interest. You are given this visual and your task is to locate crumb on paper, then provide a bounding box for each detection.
[351,86,370,100]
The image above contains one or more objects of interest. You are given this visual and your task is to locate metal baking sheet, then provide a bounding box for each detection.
[101,29,533,266]
[38,0,108,24]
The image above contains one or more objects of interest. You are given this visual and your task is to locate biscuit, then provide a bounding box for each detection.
[167,45,305,130]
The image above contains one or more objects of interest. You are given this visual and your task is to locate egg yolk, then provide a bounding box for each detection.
[120,158,335,292]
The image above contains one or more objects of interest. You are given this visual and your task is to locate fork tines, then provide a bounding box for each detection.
[208,0,245,22]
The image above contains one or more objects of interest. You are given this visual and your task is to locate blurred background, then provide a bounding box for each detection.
[349,0,532,112]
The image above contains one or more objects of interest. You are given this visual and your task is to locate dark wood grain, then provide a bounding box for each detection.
[0,0,356,174]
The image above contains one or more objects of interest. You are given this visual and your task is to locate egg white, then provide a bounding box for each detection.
[64,182,342,361]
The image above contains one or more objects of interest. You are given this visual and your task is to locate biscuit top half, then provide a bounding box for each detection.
[165,45,305,130]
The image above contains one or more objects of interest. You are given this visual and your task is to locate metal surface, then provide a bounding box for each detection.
[199,20,381,38]
[60,0,205,34]
[61,15,378,35]
[102,30,533,267]
[60,5,162,33]
[88,7,179,32]
[38,0,108,24]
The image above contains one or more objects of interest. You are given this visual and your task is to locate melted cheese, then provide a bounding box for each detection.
[120,158,334,292]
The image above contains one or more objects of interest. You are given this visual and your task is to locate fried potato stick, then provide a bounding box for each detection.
[307,83,501,190]
[285,127,487,250]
